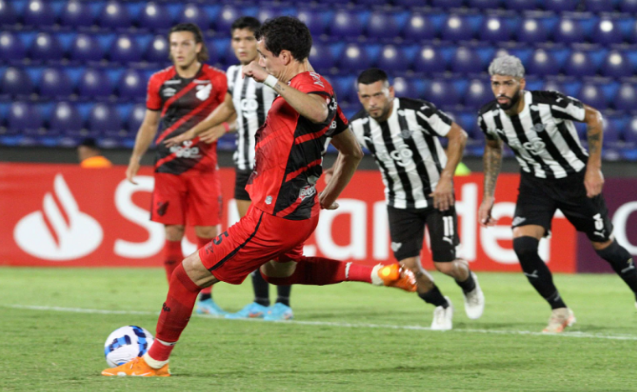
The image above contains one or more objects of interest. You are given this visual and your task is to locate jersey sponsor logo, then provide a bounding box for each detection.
[169,140,201,159]
[162,87,177,98]
[521,137,546,155]
[298,185,317,201]
[376,145,414,168]
[241,98,259,113]
[163,80,181,85]
[14,174,103,261]
[196,84,212,101]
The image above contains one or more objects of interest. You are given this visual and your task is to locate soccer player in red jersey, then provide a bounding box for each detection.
[124,23,227,315]
[103,17,416,377]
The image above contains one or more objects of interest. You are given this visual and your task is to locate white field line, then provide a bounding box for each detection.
[7,304,637,341]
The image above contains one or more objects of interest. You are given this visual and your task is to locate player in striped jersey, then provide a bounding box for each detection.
[348,68,485,331]
[478,55,637,333]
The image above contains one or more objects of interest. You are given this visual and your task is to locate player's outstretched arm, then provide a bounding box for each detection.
[430,122,467,211]
[164,93,237,147]
[582,105,605,198]
[127,110,160,185]
[320,128,364,210]
[479,138,503,226]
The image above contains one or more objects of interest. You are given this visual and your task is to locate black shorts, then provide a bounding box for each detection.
[234,168,252,201]
[387,204,459,262]
[513,170,613,242]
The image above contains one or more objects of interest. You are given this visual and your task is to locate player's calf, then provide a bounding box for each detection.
[595,240,637,299]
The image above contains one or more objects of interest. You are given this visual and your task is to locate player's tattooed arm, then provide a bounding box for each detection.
[583,105,605,197]
[479,138,502,226]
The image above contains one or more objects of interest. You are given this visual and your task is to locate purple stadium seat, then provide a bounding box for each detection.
[0,67,33,98]
[309,42,336,71]
[584,0,617,12]
[214,5,240,33]
[138,3,173,31]
[451,46,482,74]
[463,79,492,110]
[127,103,146,133]
[413,45,447,74]
[28,33,64,62]
[614,83,637,112]
[441,15,474,42]
[425,80,460,108]
[620,0,637,12]
[600,51,632,78]
[366,12,400,40]
[50,102,83,135]
[516,17,551,44]
[393,77,419,99]
[297,8,329,36]
[431,0,464,8]
[99,1,131,30]
[403,14,436,42]
[8,102,42,132]
[505,0,540,10]
[544,0,578,12]
[554,19,586,44]
[526,49,560,76]
[88,103,122,134]
[592,19,624,45]
[480,16,512,43]
[377,45,409,72]
[0,0,17,25]
[564,51,597,77]
[577,83,607,109]
[78,69,112,99]
[23,0,56,27]
[355,0,387,5]
[109,34,143,63]
[0,32,26,62]
[625,117,637,144]
[60,0,94,28]
[117,69,145,101]
[179,4,209,30]
[39,68,73,99]
[145,35,169,64]
[467,0,502,9]
[70,34,103,63]
[329,10,363,39]
[338,43,368,72]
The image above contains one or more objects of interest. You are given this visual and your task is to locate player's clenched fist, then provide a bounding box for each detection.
[242,61,269,83]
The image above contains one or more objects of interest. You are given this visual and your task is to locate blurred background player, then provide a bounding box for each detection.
[478,55,637,333]
[165,17,293,321]
[346,68,485,331]
[77,138,112,168]
[125,23,228,316]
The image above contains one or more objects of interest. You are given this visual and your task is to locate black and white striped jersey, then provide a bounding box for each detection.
[227,64,277,170]
[350,97,453,209]
[478,90,589,179]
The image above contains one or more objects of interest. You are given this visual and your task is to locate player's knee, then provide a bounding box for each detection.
[513,236,539,259]
[165,225,185,241]
[399,257,420,273]
[433,262,455,276]
[194,226,217,239]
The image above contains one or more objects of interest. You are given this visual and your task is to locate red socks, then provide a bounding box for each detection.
[197,236,212,296]
[163,240,183,281]
[262,257,373,286]
[149,263,202,361]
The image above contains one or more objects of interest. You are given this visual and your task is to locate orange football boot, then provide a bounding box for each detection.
[101,357,170,377]
[377,264,417,292]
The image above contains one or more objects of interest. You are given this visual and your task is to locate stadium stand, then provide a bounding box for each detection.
[0,0,636,160]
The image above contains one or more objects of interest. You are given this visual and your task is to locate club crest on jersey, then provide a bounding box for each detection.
[162,87,176,98]
[400,129,413,139]
[196,84,212,101]
[533,123,545,133]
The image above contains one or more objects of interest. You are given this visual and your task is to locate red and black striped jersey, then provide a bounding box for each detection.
[146,64,227,174]
[246,71,346,221]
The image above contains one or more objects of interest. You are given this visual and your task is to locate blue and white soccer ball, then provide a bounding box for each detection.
[104,325,154,367]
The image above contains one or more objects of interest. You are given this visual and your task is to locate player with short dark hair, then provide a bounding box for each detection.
[77,138,112,168]
[124,23,227,316]
[103,17,416,377]
[478,55,637,333]
[346,68,485,331]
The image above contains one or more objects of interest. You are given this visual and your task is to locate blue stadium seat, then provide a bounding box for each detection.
[0,32,26,62]
[297,8,330,37]
[377,45,409,72]
[467,0,502,9]
[88,103,122,134]
[441,15,475,42]
[60,0,94,28]
[526,49,560,76]
[463,79,492,110]
[393,77,419,99]
[564,50,597,77]
[403,13,436,42]
[126,103,146,133]
[431,0,464,7]
[450,46,482,74]
[480,16,513,43]
[109,34,142,64]
[99,1,131,30]
[338,43,368,72]
[600,51,632,78]
[0,0,17,25]
[554,18,586,44]
[625,117,637,145]
[413,45,447,74]
[578,82,608,109]
[178,4,209,30]
[330,75,357,104]
[23,0,56,27]
[70,34,103,63]
[0,67,33,98]
[517,16,554,44]
[603,116,622,146]
[584,0,617,12]
[614,83,637,112]
[424,80,460,108]
[393,0,424,6]
[354,0,387,5]
[39,68,73,99]
[28,33,64,63]
[592,19,624,45]
[309,42,336,72]
[214,5,240,34]
[117,69,145,101]
[366,12,400,41]
[138,2,173,31]
[505,0,540,11]
[544,0,579,11]
[145,35,169,64]
[8,102,42,132]
[620,0,637,12]
[78,69,112,100]
[50,102,83,136]
[329,10,363,39]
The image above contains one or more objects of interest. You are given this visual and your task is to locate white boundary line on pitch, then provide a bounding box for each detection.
[7,304,637,341]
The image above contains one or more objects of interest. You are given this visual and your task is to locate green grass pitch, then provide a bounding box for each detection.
[1,267,636,391]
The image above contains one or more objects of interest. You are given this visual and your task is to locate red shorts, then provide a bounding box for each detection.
[151,171,221,227]
[199,206,318,285]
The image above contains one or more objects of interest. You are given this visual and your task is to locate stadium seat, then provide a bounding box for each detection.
[78,69,112,99]
[145,35,169,64]
[88,103,122,134]
[424,80,460,108]
[8,102,42,132]
[60,0,94,28]
[366,12,400,40]
[600,51,632,78]
[109,34,143,64]
[516,16,554,44]
[354,0,387,5]
[214,5,240,34]
[620,0,637,13]
[308,42,336,72]
[138,3,173,31]
[468,0,502,9]
[592,19,624,45]
[39,68,73,99]
[614,83,637,112]
[578,82,608,109]
[441,15,474,42]
[126,103,146,133]
[297,8,330,37]
[480,16,513,43]
[0,32,26,62]
[431,0,464,8]
[449,46,482,74]
[544,0,579,12]
[584,0,617,12]
[625,117,637,145]
[377,45,409,73]
[0,67,33,98]
[23,0,56,27]
[338,43,369,72]
[99,1,131,30]
[49,102,83,136]
[0,0,17,25]
[329,10,363,39]
[403,13,436,42]
[413,45,447,74]
[526,49,560,76]
[117,69,145,101]
[393,0,424,6]
[69,34,103,63]
[392,77,419,100]
[463,79,492,110]
[603,116,622,146]
[330,75,357,104]
[178,4,209,30]
[505,0,540,11]
[553,18,586,44]
[564,50,597,77]
[28,33,64,63]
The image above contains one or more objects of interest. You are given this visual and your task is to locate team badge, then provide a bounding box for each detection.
[400,129,413,139]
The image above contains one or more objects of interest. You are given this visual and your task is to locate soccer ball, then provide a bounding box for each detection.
[104,326,154,367]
